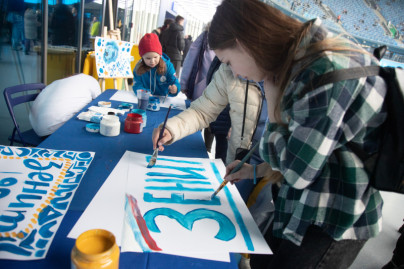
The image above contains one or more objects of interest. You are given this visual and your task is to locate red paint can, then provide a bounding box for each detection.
[124,113,143,134]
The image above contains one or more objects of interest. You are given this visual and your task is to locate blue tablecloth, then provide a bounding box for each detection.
[1,90,238,269]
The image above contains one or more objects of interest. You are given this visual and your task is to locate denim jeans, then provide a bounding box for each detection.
[251,224,367,269]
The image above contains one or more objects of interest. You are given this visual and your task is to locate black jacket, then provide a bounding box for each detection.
[206,57,232,135]
[182,36,193,63]
[161,23,185,61]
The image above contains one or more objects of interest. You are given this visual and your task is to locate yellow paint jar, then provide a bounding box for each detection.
[71,229,119,269]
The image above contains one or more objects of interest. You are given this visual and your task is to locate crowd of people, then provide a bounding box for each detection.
[5,4,41,54]
[3,0,100,55]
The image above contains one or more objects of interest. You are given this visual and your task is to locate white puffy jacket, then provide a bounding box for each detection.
[164,64,263,164]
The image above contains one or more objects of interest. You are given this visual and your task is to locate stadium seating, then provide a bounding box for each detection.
[277,0,402,48]
[377,0,404,34]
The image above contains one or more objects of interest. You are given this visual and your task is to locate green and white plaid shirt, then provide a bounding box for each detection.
[260,19,386,246]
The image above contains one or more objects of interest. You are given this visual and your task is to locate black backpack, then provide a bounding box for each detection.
[302,57,404,193]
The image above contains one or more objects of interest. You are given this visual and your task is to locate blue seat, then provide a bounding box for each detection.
[3,83,46,147]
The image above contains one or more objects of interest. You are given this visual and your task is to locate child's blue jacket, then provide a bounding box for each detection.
[132,53,180,97]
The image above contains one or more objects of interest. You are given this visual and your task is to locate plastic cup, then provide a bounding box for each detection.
[136,90,150,110]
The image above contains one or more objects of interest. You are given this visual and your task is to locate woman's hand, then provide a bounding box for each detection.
[227,127,232,140]
[224,161,254,184]
[224,162,275,184]
[168,84,178,94]
[152,127,173,151]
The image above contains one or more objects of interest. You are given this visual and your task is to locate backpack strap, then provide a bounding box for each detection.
[240,81,249,142]
[300,65,382,160]
[301,65,380,96]
[206,56,222,84]
[186,31,208,99]
[301,65,404,193]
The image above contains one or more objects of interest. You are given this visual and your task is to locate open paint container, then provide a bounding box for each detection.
[124,113,143,133]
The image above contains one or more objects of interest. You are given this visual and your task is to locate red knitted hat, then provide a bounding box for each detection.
[138,33,162,57]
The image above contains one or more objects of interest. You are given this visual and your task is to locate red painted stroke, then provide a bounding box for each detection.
[126,194,162,251]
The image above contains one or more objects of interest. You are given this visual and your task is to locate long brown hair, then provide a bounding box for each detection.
[161,18,174,32]
[208,0,366,121]
[209,0,303,81]
[136,57,167,76]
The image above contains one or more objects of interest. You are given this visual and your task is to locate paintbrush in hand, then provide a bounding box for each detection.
[210,143,259,199]
[147,104,172,168]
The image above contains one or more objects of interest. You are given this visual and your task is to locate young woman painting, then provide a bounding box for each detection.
[208,0,387,268]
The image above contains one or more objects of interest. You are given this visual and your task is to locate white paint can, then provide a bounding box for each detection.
[100,115,120,136]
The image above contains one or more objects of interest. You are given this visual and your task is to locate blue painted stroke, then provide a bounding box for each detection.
[35,249,45,257]
[145,156,202,165]
[0,210,25,232]
[144,193,220,205]
[20,229,37,250]
[0,243,32,256]
[38,206,62,226]
[144,208,236,241]
[103,41,119,64]
[38,220,57,238]
[146,166,207,180]
[210,162,254,251]
[145,183,213,192]
[145,178,210,185]
[35,238,48,248]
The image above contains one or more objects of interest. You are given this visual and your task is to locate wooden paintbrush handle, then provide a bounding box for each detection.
[156,105,172,148]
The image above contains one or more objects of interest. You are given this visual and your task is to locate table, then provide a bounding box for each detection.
[1,90,237,268]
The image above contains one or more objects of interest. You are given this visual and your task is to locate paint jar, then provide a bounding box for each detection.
[89,113,103,123]
[124,113,143,133]
[71,229,119,269]
[136,89,150,110]
[131,109,147,128]
[100,115,120,137]
[147,96,160,111]
[118,102,134,111]
[86,123,100,133]
[98,101,111,108]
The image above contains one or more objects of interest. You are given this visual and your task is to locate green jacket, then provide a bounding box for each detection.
[260,19,386,246]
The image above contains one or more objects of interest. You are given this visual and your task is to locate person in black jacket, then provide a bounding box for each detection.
[182,35,193,66]
[50,0,75,46]
[205,57,231,163]
[152,27,161,38]
[160,15,185,76]
[158,18,174,44]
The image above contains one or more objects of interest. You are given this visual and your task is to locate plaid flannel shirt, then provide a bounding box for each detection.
[260,19,386,246]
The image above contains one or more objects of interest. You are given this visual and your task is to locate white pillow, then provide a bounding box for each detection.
[29,74,101,137]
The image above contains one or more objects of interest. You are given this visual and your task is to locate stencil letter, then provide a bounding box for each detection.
[144,208,236,241]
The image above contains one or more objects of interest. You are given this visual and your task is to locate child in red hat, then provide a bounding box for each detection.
[133,33,180,97]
